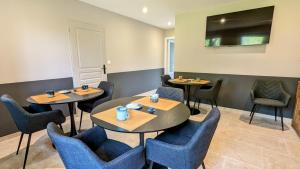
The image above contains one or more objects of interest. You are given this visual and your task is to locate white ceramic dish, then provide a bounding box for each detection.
[126,103,143,110]
[58,90,71,94]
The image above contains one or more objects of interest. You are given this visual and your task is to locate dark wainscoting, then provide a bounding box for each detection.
[107,68,164,98]
[175,72,299,118]
[0,78,73,137]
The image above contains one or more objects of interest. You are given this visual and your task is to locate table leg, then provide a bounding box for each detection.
[185,85,191,108]
[139,133,145,147]
[185,85,200,115]
[68,102,77,137]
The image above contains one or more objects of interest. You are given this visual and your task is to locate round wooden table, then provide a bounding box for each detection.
[91,96,190,146]
[168,79,210,115]
[27,88,104,136]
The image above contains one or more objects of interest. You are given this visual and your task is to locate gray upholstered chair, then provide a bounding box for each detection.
[193,80,223,110]
[249,80,291,130]
[156,86,184,103]
[161,75,185,92]
[0,94,65,169]
[77,81,114,130]
[161,75,173,87]
[146,108,220,169]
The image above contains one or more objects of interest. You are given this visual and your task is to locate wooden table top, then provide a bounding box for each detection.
[27,87,104,105]
[91,96,190,133]
[169,78,210,85]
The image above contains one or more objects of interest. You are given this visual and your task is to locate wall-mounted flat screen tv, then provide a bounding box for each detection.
[205,6,275,47]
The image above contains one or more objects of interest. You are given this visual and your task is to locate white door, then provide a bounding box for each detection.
[69,22,107,88]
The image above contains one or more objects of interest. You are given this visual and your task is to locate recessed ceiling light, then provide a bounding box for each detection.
[142,7,148,14]
[220,18,226,24]
[168,21,172,26]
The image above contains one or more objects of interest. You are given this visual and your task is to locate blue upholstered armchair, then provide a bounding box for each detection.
[146,108,220,169]
[156,86,184,103]
[0,94,65,169]
[47,122,145,169]
[77,81,114,130]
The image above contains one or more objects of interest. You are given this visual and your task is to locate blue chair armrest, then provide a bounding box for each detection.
[93,96,111,108]
[74,126,108,150]
[28,110,65,133]
[103,146,145,169]
[146,138,185,169]
[279,85,291,106]
[250,81,258,101]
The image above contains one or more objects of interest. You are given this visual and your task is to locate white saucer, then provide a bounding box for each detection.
[126,103,143,110]
[58,90,71,94]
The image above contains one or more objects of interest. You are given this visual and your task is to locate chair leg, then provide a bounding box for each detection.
[92,122,95,128]
[23,134,32,169]
[210,99,214,109]
[78,110,83,131]
[193,98,197,108]
[274,107,277,121]
[214,99,218,108]
[249,104,256,124]
[148,161,153,169]
[280,108,284,131]
[202,162,206,169]
[16,133,24,155]
[197,98,201,110]
[58,124,64,132]
[250,104,256,117]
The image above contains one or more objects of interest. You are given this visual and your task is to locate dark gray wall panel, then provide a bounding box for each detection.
[175,72,299,118]
[0,78,73,137]
[108,68,164,98]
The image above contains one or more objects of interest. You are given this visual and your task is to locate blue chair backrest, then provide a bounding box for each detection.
[156,86,184,103]
[186,108,220,169]
[98,81,114,99]
[47,123,104,169]
[0,94,30,133]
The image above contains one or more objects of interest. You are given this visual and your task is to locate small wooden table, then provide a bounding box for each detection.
[169,79,210,115]
[91,97,190,146]
[27,88,104,136]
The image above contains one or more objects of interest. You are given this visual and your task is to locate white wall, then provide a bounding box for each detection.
[175,0,300,78]
[0,0,164,84]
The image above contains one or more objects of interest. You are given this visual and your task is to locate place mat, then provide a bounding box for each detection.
[133,97,180,111]
[74,88,102,96]
[170,79,189,83]
[92,108,157,131]
[31,93,70,104]
[190,80,210,85]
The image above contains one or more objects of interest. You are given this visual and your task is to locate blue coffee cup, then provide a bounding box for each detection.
[116,106,129,121]
[150,94,159,103]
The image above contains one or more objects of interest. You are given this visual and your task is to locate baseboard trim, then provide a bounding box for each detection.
[190,101,292,124]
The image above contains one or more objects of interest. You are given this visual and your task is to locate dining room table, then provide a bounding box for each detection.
[27,87,104,136]
[91,96,190,146]
[168,78,210,115]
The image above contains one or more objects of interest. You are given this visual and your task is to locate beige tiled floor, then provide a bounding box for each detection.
[0,103,299,169]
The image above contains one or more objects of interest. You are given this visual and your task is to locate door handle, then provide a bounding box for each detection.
[102,64,106,74]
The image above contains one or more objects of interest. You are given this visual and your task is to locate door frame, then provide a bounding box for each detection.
[68,21,107,87]
[164,36,175,77]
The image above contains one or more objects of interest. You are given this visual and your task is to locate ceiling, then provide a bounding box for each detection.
[79,0,242,29]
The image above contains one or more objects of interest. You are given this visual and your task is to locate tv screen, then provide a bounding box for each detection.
[205,6,275,47]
